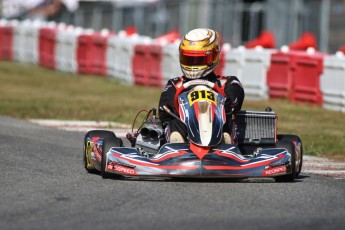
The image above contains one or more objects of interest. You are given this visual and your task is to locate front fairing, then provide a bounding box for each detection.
[178,87,226,146]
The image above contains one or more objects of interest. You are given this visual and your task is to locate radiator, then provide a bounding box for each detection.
[233,110,277,145]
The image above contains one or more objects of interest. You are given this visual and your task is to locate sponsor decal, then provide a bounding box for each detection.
[106,164,113,171]
[113,165,137,175]
[263,165,286,176]
[107,161,137,175]
[92,144,102,162]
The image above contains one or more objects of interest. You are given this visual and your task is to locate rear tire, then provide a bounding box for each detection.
[274,140,296,182]
[277,134,303,177]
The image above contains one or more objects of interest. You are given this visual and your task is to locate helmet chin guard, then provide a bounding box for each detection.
[181,64,217,79]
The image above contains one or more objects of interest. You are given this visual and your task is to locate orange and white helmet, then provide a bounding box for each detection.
[179,28,221,79]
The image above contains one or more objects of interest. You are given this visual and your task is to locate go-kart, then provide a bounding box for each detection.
[83,80,303,182]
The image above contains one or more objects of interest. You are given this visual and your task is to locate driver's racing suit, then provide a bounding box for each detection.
[158,71,245,142]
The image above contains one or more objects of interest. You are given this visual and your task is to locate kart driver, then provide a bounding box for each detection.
[158,28,245,143]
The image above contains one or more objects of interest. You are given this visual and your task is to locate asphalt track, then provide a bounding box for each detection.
[0,116,344,230]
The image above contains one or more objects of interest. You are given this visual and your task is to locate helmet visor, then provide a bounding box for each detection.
[179,49,217,66]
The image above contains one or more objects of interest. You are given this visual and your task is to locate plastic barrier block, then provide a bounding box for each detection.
[148,44,163,86]
[241,48,276,100]
[77,34,93,74]
[289,51,326,105]
[222,47,246,81]
[56,27,82,73]
[133,44,150,85]
[0,25,13,60]
[267,52,294,98]
[91,33,108,75]
[13,20,42,64]
[39,27,57,69]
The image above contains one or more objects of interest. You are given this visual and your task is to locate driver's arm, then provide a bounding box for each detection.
[223,76,245,114]
[158,79,178,123]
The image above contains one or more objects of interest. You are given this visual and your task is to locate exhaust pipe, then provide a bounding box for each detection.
[148,128,163,140]
[140,127,163,140]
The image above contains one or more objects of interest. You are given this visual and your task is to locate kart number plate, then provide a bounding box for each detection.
[188,90,217,105]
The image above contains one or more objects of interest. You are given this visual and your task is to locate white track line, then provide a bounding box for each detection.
[303,156,345,179]
[29,119,131,137]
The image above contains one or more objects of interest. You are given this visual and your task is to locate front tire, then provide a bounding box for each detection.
[83,130,105,173]
[83,130,123,178]
[275,140,296,182]
[277,134,303,177]
[100,135,123,179]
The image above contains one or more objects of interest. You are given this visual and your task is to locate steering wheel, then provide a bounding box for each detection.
[173,79,226,113]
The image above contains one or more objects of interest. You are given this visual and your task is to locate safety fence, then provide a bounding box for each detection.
[1,19,345,113]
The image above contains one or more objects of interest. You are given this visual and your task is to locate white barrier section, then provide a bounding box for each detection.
[106,34,116,78]
[56,26,83,73]
[321,52,345,112]
[106,32,152,85]
[13,20,43,65]
[161,41,181,86]
[241,47,276,100]
[222,46,246,81]
[13,20,26,63]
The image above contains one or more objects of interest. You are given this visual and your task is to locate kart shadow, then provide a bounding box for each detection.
[120,175,309,183]
[84,168,309,183]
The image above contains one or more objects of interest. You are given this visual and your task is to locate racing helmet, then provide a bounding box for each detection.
[179,28,221,79]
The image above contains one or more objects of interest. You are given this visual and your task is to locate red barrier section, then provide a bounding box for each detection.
[289,51,325,105]
[77,32,108,75]
[289,33,317,51]
[77,33,93,74]
[148,44,163,86]
[133,44,150,85]
[39,27,57,69]
[267,52,294,98]
[339,45,345,53]
[91,33,108,75]
[245,31,276,49]
[0,25,13,60]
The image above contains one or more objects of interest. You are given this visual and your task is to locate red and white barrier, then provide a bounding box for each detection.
[133,43,164,86]
[289,49,325,105]
[2,19,345,113]
[106,32,152,84]
[223,46,276,100]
